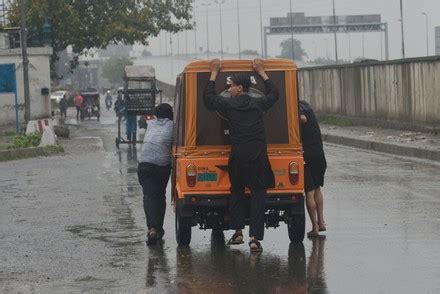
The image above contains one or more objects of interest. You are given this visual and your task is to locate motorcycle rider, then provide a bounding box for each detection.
[105,90,113,110]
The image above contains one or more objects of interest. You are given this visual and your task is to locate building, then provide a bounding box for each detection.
[436,26,440,55]
[0,47,52,126]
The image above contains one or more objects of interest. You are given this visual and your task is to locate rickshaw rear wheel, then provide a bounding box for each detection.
[287,213,305,243]
[175,202,192,246]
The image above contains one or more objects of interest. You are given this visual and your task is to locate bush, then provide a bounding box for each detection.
[9,133,42,149]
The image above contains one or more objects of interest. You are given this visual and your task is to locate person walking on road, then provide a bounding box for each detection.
[299,100,327,238]
[59,94,68,119]
[204,58,279,252]
[137,103,174,245]
[74,92,84,120]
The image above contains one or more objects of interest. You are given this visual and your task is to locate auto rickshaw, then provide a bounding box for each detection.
[115,65,160,147]
[172,59,305,246]
[80,88,100,120]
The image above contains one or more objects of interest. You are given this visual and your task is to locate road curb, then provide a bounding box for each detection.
[0,145,64,162]
[322,133,440,162]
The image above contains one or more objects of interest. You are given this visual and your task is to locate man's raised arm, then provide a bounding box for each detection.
[204,59,228,111]
[253,58,279,111]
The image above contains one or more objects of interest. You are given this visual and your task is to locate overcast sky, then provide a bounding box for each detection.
[145,0,440,61]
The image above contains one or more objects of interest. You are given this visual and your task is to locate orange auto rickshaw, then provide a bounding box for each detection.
[172,59,305,246]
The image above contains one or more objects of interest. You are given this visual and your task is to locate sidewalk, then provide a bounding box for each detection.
[320,124,440,162]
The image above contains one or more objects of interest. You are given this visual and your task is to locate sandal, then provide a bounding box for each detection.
[147,229,158,245]
[227,231,244,245]
[157,228,165,239]
[307,231,320,238]
[307,231,326,239]
[249,239,263,252]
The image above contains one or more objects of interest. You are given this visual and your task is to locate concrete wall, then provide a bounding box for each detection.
[0,47,52,126]
[298,56,440,125]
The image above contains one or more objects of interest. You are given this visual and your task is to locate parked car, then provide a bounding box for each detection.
[50,90,67,104]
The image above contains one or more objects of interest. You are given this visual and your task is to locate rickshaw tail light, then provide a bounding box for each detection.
[186,164,197,187]
[288,162,299,185]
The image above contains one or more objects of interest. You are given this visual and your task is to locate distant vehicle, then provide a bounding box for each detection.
[50,90,67,104]
[80,88,100,120]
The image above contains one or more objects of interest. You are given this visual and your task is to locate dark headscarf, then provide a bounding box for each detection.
[154,103,173,121]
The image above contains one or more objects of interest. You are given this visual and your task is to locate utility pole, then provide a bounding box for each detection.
[193,2,198,58]
[332,0,338,64]
[289,0,294,60]
[185,30,188,56]
[348,33,351,62]
[20,0,31,123]
[421,12,429,56]
[400,0,405,58]
[201,2,210,59]
[169,33,173,56]
[215,0,225,59]
[236,0,241,59]
[259,0,264,57]
[159,31,162,56]
[362,33,365,58]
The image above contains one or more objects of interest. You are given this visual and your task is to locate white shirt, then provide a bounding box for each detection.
[138,118,173,166]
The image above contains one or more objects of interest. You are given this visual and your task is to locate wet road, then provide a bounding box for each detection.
[1,107,440,293]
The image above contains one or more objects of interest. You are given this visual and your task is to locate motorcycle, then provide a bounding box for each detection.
[105,98,112,110]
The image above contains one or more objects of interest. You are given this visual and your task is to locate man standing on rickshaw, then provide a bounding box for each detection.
[204,58,279,252]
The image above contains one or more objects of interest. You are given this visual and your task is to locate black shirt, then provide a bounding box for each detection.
[299,100,325,161]
[204,79,279,162]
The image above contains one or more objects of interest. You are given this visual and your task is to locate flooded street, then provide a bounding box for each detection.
[1,107,440,293]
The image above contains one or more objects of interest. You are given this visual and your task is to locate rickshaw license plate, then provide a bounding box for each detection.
[197,173,217,182]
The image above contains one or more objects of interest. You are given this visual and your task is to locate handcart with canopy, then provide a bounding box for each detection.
[115,65,161,148]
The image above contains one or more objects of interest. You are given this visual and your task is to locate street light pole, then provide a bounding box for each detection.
[400,0,405,58]
[215,0,225,59]
[201,3,210,59]
[332,0,338,64]
[289,0,294,60]
[20,0,31,123]
[259,0,264,57]
[236,0,241,59]
[193,2,198,58]
[421,12,429,56]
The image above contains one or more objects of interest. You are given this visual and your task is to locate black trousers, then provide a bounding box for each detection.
[228,154,269,241]
[137,162,171,230]
[76,106,81,120]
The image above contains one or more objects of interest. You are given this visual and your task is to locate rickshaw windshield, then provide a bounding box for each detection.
[196,71,289,146]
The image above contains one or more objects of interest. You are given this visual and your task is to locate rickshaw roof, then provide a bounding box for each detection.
[183,58,297,73]
[124,65,156,79]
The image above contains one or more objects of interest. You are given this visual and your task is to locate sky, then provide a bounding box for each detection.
[144,0,440,61]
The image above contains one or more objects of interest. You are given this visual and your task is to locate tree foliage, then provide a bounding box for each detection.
[7,0,193,78]
[240,49,259,56]
[278,38,307,61]
[102,57,133,86]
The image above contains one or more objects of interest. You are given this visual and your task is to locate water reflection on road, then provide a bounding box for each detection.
[141,230,329,293]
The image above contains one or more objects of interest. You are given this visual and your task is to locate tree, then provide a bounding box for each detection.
[141,49,152,57]
[7,0,192,78]
[240,49,259,56]
[312,57,351,65]
[102,57,133,86]
[278,38,307,61]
